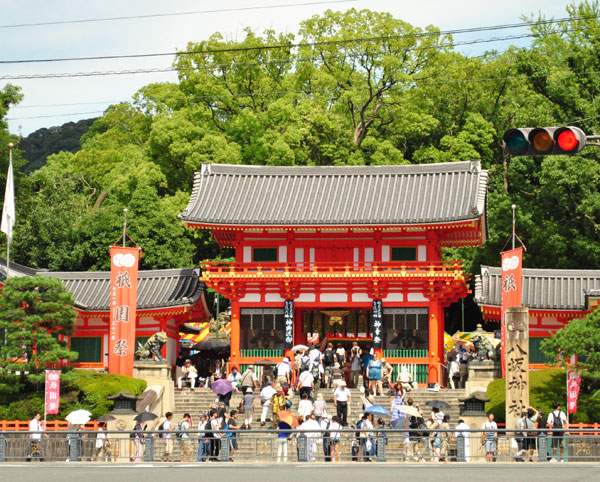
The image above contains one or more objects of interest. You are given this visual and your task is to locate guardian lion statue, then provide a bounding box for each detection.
[470,333,499,361]
[135,331,167,361]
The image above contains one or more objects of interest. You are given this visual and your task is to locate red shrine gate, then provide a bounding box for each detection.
[181,161,488,385]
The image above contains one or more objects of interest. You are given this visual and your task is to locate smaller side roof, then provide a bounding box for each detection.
[0,258,205,312]
[475,266,600,311]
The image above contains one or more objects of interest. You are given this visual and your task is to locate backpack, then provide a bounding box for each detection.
[157,422,165,432]
[176,420,184,438]
[552,411,564,429]
[300,358,310,373]
[324,350,334,366]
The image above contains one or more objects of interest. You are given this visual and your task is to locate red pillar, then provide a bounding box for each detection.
[230,299,241,369]
[428,301,443,384]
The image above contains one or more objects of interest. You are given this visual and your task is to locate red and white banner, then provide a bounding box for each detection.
[567,370,582,414]
[108,246,141,377]
[45,370,61,415]
[501,247,523,376]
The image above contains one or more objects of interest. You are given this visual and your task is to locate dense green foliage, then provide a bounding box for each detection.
[541,308,600,397]
[486,369,600,423]
[0,369,147,420]
[0,3,599,278]
[0,275,78,394]
[20,118,97,173]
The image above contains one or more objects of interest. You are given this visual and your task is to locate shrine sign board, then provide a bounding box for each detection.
[505,306,529,430]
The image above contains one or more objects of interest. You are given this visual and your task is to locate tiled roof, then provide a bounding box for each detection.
[474,266,600,311]
[180,161,488,227]
[0,259,204,312]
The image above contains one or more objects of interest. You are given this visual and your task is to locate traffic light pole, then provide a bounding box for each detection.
[585,135,600,147]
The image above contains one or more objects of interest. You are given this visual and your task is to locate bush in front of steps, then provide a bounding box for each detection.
[0,369,147,421]
[485,368,600,424]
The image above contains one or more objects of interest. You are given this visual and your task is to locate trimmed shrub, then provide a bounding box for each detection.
[0,369,146,421]
[486,369,600,423]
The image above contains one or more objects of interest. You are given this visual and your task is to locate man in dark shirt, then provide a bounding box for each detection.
[227,410,240,461]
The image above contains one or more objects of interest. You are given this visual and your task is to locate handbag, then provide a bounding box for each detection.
[238,400,245,414]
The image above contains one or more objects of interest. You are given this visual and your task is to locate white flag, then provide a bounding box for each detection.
[1,158,15,243]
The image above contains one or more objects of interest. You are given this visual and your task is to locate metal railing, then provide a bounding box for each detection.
[1,428,598,463]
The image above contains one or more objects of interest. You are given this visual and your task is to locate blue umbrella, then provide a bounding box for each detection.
[364,405,390,416]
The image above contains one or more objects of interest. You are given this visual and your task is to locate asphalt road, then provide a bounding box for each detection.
[1,463,599,482]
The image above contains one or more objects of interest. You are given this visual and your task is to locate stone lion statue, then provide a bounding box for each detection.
[135,331,167,361]
[470,333,499,361]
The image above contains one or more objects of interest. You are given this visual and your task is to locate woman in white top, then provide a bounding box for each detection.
[92,422,109,462]
[313,393,328,422]
[297,392,314,418]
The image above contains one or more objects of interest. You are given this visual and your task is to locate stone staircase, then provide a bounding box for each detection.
[172,386,466,427]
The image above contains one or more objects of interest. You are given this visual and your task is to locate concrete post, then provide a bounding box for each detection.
[376,435,386,462]
[0,434,5,462]
[456,434,466,462]
[143,434,154,462]
[68,432,79,462]
[297,434,308,462]
[220,437,230,462]
[538,432,548,462]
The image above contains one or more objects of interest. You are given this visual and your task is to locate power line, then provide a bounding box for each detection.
[2,23,592,82]
[1,14,597,65]
[7,111,104,121]
[11,101,122,109]
[0,0,359,29]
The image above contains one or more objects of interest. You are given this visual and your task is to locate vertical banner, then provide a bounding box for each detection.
[284,300,294,349]
[567,370,582,414]
[372,299,382,349]
[501,247,523,377]
[108,246,141,377]
[45,370,61,415]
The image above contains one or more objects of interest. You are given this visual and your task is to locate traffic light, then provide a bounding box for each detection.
[503,126,586,156]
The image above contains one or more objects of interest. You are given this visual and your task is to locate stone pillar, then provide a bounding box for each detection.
[376,435,386,462]
[505,306,529,430]
[143,434,154,462]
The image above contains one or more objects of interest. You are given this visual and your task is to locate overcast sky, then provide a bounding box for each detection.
[1,0,574,136]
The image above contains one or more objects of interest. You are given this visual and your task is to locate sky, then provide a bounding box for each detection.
[1,0,576,136]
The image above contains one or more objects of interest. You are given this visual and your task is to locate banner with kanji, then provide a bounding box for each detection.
[108,246,141,376]
[45,370,61,415]
[501,247,523,376]
[372,299,382,349]
[567,370,582,414]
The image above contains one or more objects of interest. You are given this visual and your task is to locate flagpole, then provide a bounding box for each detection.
[123,208,127,248]
[512,204,516,250]
[4,143,13,277]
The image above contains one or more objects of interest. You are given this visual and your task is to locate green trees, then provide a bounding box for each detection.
[0,275,77,395]
[541,309,600,384]
[540,309,600,417]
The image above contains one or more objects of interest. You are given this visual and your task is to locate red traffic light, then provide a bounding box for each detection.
[503,126,587,156]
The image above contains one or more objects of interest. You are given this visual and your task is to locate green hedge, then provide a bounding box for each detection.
[485,369,600,424]
[0,369,146,421]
